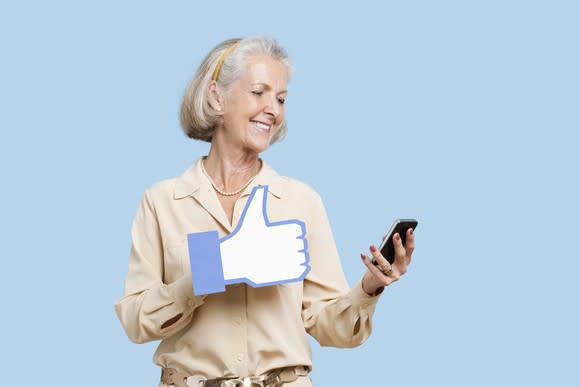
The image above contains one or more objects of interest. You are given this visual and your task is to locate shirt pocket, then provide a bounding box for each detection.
[163,238,189,284]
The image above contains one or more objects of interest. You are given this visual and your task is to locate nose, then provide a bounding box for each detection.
[263,97,280,119]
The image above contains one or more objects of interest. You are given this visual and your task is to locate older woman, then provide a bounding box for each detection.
[115,36,414,387]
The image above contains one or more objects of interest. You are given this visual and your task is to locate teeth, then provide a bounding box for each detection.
[252,121,271,131]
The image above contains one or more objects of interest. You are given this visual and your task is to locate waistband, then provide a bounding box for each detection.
[161,365,310,387]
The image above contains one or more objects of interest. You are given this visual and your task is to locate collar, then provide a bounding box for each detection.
[173,157,286,200]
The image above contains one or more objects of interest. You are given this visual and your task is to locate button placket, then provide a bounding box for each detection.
[230,284,248,375]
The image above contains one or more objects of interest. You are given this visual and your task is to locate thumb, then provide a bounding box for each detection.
[239,185,270,229]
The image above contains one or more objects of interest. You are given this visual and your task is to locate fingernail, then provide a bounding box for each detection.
[370,245,377,252]
[360,253,365,260]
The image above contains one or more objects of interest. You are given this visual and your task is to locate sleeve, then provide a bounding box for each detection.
[114,189,206,344]
[302,193,380,348]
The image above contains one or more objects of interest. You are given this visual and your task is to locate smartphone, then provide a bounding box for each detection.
[378,219,418,264]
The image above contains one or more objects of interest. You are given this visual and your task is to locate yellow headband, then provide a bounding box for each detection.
[211,42,239,81]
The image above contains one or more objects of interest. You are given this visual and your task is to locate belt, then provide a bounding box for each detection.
[161,366,310,387]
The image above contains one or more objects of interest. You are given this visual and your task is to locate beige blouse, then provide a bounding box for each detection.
[115,158,379,379]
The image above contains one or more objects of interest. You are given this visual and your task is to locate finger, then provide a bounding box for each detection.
[392,233,407,266]
[405,228,415,255]
[361,253,399,286]
[405,228,415,265]
[369,244,392,274]
[360,253,389,281]
[239,185,270,228]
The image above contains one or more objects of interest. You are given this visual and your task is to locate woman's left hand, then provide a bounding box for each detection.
[360,228,415,295]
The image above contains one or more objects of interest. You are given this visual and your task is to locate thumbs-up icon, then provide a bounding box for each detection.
[187,185,310,295]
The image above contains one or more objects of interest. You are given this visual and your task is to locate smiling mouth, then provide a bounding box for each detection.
[250,120,272,133]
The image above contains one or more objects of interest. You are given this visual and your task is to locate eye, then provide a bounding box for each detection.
[251,90,263,96]
[277,97,286,105]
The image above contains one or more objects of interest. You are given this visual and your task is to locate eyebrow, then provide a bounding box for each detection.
[252,82,287,94]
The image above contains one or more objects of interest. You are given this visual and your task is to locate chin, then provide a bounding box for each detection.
[248,141,271,154]
[246,134,274,153]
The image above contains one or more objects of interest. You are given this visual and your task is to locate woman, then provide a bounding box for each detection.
[115,36,414,387]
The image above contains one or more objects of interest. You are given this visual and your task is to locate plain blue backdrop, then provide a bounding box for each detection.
[1,1,578,386]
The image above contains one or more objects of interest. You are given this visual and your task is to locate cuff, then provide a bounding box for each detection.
[349,279,382,307]
[169,274,206,310]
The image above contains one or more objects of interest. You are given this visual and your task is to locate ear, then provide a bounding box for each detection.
[207,80,223,112]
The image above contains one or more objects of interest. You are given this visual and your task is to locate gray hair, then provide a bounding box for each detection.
[180,37,292,143]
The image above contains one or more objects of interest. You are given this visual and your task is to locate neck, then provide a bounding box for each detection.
[204,144,261,193]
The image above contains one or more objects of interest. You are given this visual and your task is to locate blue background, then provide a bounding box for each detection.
[1,1,578,385]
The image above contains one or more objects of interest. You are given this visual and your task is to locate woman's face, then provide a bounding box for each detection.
[218,55,288,154]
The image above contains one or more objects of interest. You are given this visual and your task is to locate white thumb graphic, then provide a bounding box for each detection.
[220,185,310,286]
[239,183,270,228]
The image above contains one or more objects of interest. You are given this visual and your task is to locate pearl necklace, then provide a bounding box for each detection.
[201,158,260,197]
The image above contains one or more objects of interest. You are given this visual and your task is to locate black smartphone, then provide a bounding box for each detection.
[378,219,418,264]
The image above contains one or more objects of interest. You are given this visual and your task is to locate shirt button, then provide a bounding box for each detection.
[237,353,244,362]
